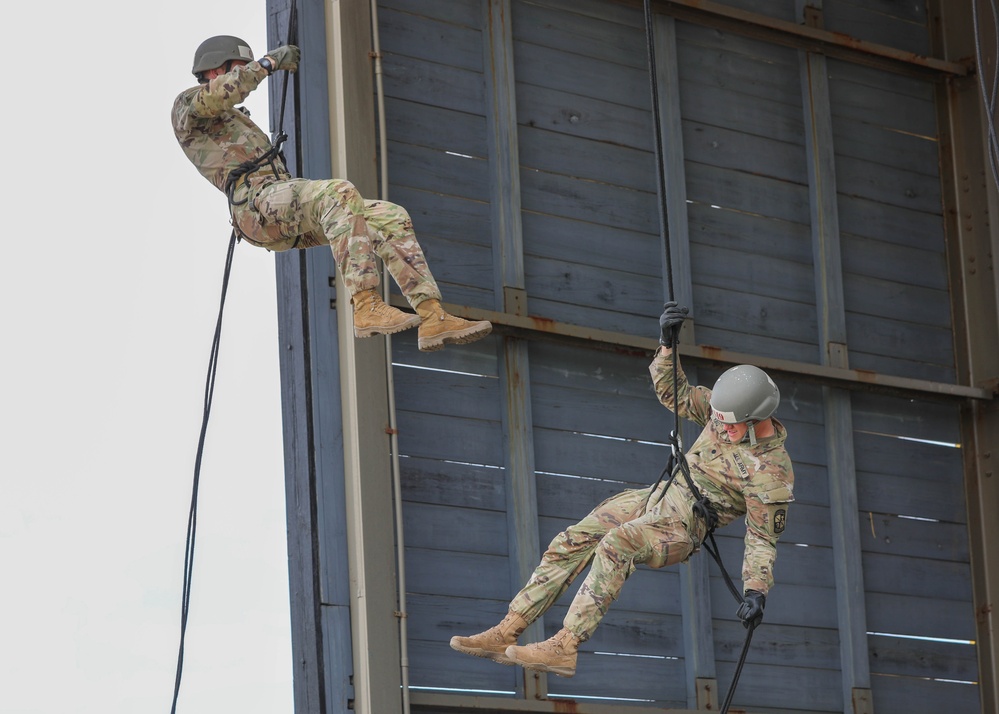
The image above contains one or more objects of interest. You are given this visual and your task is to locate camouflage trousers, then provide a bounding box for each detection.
[232,177,441,306]
[510,484,706,641]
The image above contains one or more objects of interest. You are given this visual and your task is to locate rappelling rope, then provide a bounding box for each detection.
[640,2,757,712]
[170,5,298,712]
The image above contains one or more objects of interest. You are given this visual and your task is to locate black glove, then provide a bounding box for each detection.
[737,590,765,629]
[266,44,300,72]
[659,301,689,347]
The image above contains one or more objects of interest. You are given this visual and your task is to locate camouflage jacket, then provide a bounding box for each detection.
[172,61,291,193]
[649,349,795,595]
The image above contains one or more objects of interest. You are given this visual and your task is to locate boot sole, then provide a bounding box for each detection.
[418,321,492,352]
[449,637,516,666]
[518,662,575,678]
[355,314,422,338]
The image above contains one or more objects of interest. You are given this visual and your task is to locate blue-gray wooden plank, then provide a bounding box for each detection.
[835,151,942,215]
[853,432,964,492]
[860,511,971,562]
[867,590,977,641]
[690,286,820,360]
[408,548,511,600]
[707,528,837,595]
[530,383,663,442]
[678,23,804,107]
[714,660,844,713]
[823,0,930,57]
[832,112,941,178]
[392,361,503,421]
[384,96,488,158]
[397,409,504,465]
[867,632,979,682]
[871,672,980,714]
[405,501,509,556]
[686,201,813,261]
[401,455,506,510]
[518,124,654,191]
[382,53,484,115]
[378,4,484,72]
[863,551,973,602]
[390,328,499,375]
[841,232,949,291]
[379,0,481,28]
[513,0,646,71]
[829,57,938,116]
[852,391,963,451]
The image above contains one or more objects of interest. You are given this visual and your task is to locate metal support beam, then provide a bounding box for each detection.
[410,690,709,713]
[326,2,402,713]
[932,2,999,711]
[390,297,995,402]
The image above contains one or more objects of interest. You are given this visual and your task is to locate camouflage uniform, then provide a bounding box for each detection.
[510,350,794,641]
[172,61,441,306]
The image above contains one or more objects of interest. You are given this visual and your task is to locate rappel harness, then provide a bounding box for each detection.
[169,6,298,714]
[640,1,757,712]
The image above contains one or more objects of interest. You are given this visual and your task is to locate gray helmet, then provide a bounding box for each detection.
[192,35,254,75]
[710,365,780,424]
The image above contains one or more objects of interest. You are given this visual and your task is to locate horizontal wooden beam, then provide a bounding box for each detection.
[410,690,699,713]
[392,297,996,401]
[613,0,971,78]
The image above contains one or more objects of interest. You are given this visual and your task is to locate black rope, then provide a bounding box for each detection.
[972,0,999,194]
[641,2,754,712]
[224,0,299,208]
[643,0,674,301]
[170,230,237,714]
[170,5,299,711]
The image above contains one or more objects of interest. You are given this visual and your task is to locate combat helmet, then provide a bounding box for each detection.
[192,35,254,77]
[710,365,779,443]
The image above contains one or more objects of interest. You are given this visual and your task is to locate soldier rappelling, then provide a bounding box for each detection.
[172,36,492,351]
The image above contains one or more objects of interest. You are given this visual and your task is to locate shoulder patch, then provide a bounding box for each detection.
[773,507,787,534]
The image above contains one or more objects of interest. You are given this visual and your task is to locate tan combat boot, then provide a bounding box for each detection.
[351,289,421,338]
[504,627,580,678]
[414,299,492,352]
[449,611,528,665]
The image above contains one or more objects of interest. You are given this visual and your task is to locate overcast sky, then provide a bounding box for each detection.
[3,3,295,712]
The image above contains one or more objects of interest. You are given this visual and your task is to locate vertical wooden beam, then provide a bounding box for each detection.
[651,13,715,706]
[483,0,545,700]
[485,0,528,317]
[326,2,402,713]
[796,3,871,710]
[931,2,999,711]
[270,0,352,711]
[654,15,695,316]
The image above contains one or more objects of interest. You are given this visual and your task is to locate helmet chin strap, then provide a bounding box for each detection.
[746,421,758,446]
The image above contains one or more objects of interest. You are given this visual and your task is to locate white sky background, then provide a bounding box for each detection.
[2,3,295,712]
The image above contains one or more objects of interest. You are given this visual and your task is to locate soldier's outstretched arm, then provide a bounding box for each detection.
[188,62,271,119]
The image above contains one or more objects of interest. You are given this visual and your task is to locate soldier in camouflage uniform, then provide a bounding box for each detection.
[172,36,491,352]
[450,303,794,677]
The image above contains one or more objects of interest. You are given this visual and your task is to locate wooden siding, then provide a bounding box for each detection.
[366,0,979,710]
